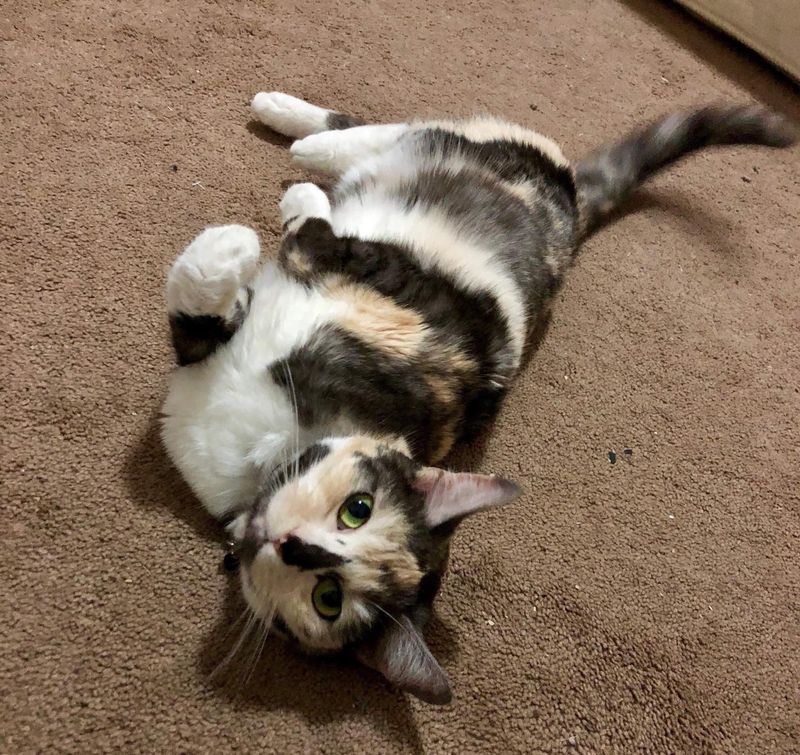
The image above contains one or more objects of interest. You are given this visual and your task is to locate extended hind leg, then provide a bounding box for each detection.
[166,225,260,365]
[251,91,409,174]
[289,124,410,174]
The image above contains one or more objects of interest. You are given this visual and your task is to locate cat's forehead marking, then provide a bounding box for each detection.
[345,541,423,597]
[269,442,331,490]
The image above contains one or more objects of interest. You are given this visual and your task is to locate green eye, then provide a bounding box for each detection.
[338,492,374,529]
[312,576,342,621]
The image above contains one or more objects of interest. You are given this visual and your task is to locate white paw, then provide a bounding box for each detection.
[251,92,330,138]
[279,183,331,224]
[289,132,341,173]
[167,225,260,316]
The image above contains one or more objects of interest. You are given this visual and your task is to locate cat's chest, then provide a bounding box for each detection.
[160,262,348,517]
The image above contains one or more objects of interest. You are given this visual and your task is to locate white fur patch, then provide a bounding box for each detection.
[290,124,409,174]
[166,225,260,317]
[161,261,348,517]
[251,91,331,138]
[280,182,331,230]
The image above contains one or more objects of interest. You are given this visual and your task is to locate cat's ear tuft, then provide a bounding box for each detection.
[355,615,452,705]
[413,467,521,528]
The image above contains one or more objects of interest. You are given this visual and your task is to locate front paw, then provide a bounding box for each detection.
[279,182,331,226]
[167,225,260,316]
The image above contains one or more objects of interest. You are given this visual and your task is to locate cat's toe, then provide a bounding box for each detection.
[188,224,260,276]
[288,133,340,172]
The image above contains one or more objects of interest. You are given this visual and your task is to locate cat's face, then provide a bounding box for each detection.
[227,435,520,703]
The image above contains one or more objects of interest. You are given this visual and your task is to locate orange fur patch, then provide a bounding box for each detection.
[429,420,458,465]
[326,278,428,361]
[286,248,313,276]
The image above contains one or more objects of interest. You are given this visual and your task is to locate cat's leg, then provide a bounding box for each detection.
[277,183,345,281]
[166,225,260,365]
[251,91,366,138]
[288,124,410,175]
[251,91,408,174]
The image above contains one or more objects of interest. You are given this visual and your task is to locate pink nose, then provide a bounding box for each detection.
[270,532,294,554]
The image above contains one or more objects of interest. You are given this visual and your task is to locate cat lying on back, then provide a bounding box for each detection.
[160,92,795,703]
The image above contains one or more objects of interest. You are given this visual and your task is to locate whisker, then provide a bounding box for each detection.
[220,605,250,641]
[233,621,259,690]
[210,608,257,680]
[367,600,415,640]
[243,608,274,686]
[282,361,301,480]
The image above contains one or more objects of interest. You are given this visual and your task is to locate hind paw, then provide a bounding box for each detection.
[251,92,331,138]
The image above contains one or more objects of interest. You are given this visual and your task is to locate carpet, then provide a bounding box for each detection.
[2,0,798,752]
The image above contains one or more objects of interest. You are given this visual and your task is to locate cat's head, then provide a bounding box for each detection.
[227,434,520,704]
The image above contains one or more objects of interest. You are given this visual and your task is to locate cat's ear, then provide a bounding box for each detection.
[414,467,521,528]
[355,615,452,705]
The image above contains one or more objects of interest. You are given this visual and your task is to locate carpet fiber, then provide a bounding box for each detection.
[2,0,798,752]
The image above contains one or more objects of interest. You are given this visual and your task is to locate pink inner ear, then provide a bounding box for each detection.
[355,614,452,705]
[414,468,521,528]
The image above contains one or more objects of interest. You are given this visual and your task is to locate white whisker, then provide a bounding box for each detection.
[210,608,257,680]
[367,600,414,639]
[283,361,301,480]
[243,607,275,686]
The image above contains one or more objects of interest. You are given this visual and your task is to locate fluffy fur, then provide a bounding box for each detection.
[160,93,795,703]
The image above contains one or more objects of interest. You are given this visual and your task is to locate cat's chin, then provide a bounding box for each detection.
[291,637,342,657]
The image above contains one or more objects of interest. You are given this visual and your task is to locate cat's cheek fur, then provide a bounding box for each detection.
[241,558,353,652]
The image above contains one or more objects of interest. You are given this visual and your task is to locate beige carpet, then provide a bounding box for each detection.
[2,0,798,752]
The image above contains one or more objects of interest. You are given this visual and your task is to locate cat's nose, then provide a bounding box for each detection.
[270,533,292,554]
[240,519,291,562]
[278,535,347,570]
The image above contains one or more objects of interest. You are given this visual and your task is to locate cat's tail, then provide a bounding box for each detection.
[574,104,797,237]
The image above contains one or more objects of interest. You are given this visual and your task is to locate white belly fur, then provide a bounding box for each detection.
[160,261,346,518]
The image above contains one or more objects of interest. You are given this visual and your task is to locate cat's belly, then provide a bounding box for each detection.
[330,147,529,365]
[160,261,346,518]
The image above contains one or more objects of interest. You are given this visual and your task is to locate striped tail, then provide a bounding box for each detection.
[575,104,797,236]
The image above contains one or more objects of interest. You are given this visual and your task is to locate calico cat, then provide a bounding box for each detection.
[161,92,795,703]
